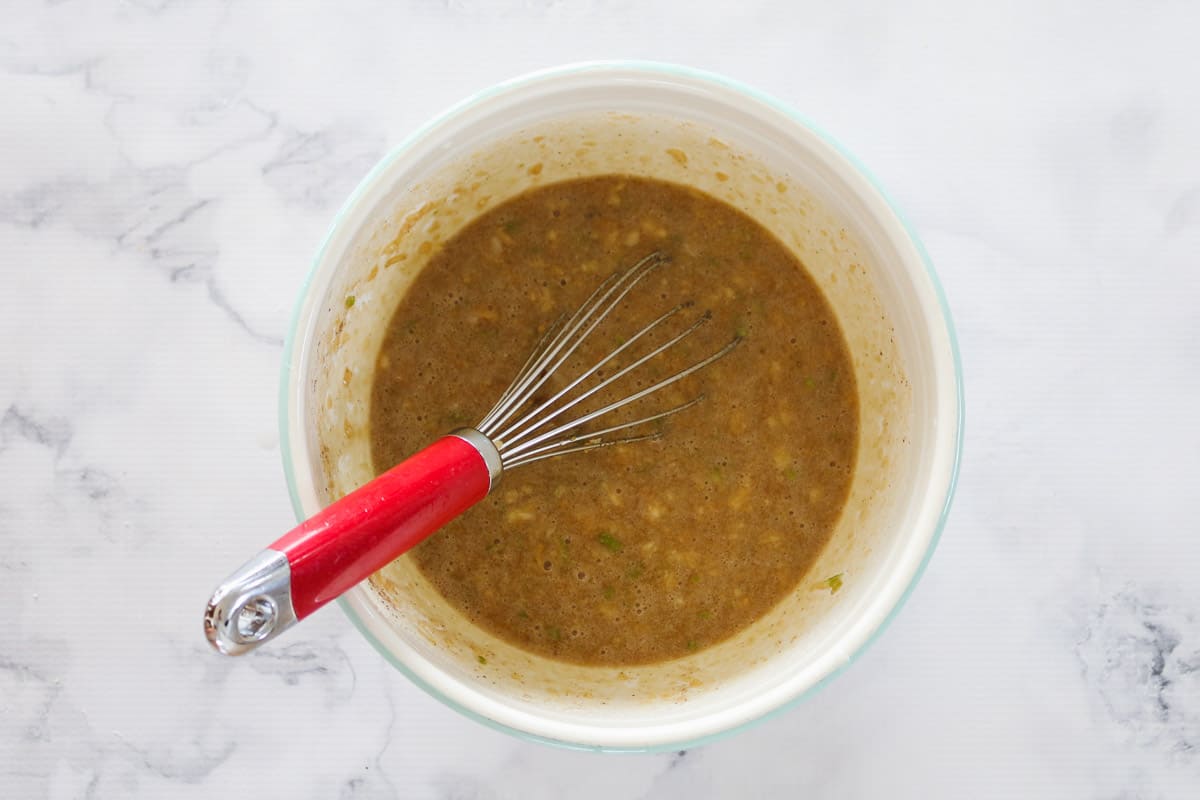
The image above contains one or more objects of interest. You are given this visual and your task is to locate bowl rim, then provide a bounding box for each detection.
[278,59,964,753]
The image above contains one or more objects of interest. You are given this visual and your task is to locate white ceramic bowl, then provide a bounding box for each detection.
[280,62,962,751]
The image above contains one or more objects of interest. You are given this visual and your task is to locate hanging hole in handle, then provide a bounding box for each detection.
[233,594,278,643]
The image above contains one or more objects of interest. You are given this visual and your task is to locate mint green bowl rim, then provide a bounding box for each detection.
[278,59,965,754]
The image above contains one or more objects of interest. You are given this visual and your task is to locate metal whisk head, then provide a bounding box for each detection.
[475,252,741,469]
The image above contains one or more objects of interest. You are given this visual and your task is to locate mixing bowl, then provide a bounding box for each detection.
[280,62,962,751]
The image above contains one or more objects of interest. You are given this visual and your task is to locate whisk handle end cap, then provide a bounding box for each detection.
[204,549,297,656]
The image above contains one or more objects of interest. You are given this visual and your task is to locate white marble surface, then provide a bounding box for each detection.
[2,0,1198,796]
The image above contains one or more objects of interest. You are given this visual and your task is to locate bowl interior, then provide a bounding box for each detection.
[282,66,958,750]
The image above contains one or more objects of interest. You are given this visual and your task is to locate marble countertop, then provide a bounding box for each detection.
[3,1,1198,797]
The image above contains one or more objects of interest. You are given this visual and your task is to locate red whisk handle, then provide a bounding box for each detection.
[277,433,494,618]
[204,430,500,655]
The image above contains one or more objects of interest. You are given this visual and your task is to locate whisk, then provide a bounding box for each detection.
[204,252,740,655]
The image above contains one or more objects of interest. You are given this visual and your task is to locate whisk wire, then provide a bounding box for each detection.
[496,307,709,451]
[472,250,741,469]
[479,310,567,428]
[499,333,742,462]
[477,287,602,433]
[490,301,690,445]
[501,395,706,468]
[477,252,662,434]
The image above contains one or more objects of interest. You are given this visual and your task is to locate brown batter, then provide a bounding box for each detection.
[369,175,858,666]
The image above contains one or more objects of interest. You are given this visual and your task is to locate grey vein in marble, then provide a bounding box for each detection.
[1077,588,1199,757]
